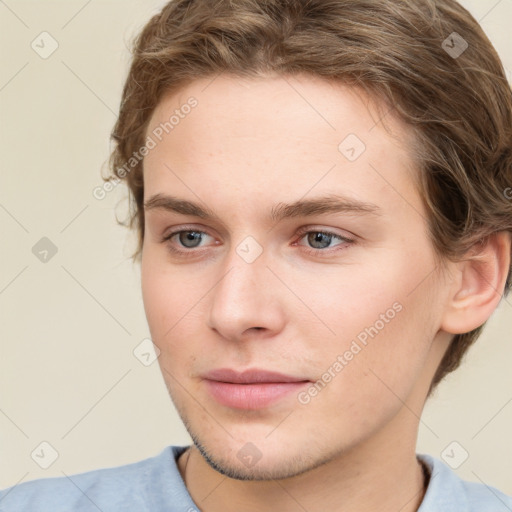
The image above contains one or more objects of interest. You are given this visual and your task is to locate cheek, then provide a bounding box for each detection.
[141,252,210,372]
[297,255,438,394]
[141,253,183,344]
[141,261,166,336]
[294,298,434,438]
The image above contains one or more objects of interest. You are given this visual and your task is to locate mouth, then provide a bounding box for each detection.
[202,368,311,410]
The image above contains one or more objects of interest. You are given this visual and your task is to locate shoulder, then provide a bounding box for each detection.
[0,445,192,512]
[418,453,512,512]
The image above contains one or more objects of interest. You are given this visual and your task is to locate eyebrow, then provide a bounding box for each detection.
[143,193,381,222]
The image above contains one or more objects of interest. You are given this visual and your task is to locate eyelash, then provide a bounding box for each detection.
[161,225,355,258]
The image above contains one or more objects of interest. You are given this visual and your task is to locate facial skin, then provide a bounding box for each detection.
[140,74,458,512]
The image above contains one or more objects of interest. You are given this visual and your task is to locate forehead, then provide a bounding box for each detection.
[143,74,421,217]
[147,73,410,147]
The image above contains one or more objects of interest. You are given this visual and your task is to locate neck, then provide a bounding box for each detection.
[178,413,428,512]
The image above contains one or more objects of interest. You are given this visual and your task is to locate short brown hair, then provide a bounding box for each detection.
[108,0,512,395]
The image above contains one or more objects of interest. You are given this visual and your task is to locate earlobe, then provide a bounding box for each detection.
[440,231,511,335]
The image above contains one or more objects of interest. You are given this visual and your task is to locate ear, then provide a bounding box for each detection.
[440,231,511,335]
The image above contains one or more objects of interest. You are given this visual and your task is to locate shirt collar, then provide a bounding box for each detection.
[416,453,469,511]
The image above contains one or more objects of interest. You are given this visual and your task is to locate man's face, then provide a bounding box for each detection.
[141,74,451,479]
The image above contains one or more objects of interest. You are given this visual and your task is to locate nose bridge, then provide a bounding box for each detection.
[217,232,269,297]
[207,240,283,338]
[214,246,268,313]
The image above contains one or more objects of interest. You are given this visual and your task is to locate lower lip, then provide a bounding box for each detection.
[204,380,310,409]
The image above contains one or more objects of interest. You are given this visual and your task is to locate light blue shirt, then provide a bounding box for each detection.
[1,445,511,511]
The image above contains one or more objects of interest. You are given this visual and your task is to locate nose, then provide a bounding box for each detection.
[207,249,286,342]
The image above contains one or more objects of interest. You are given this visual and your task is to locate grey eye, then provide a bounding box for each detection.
[307,232,334,249]
[178,231,204,248]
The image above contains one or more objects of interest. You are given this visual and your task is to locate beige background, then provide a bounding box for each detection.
[0,0,511,495]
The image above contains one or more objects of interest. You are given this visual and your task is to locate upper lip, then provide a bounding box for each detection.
[203,368,310,384]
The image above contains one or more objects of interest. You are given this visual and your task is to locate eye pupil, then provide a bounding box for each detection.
[179,231,202,248]
[308,232,332,249]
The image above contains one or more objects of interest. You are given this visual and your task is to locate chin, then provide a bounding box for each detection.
[188,425,340,481]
